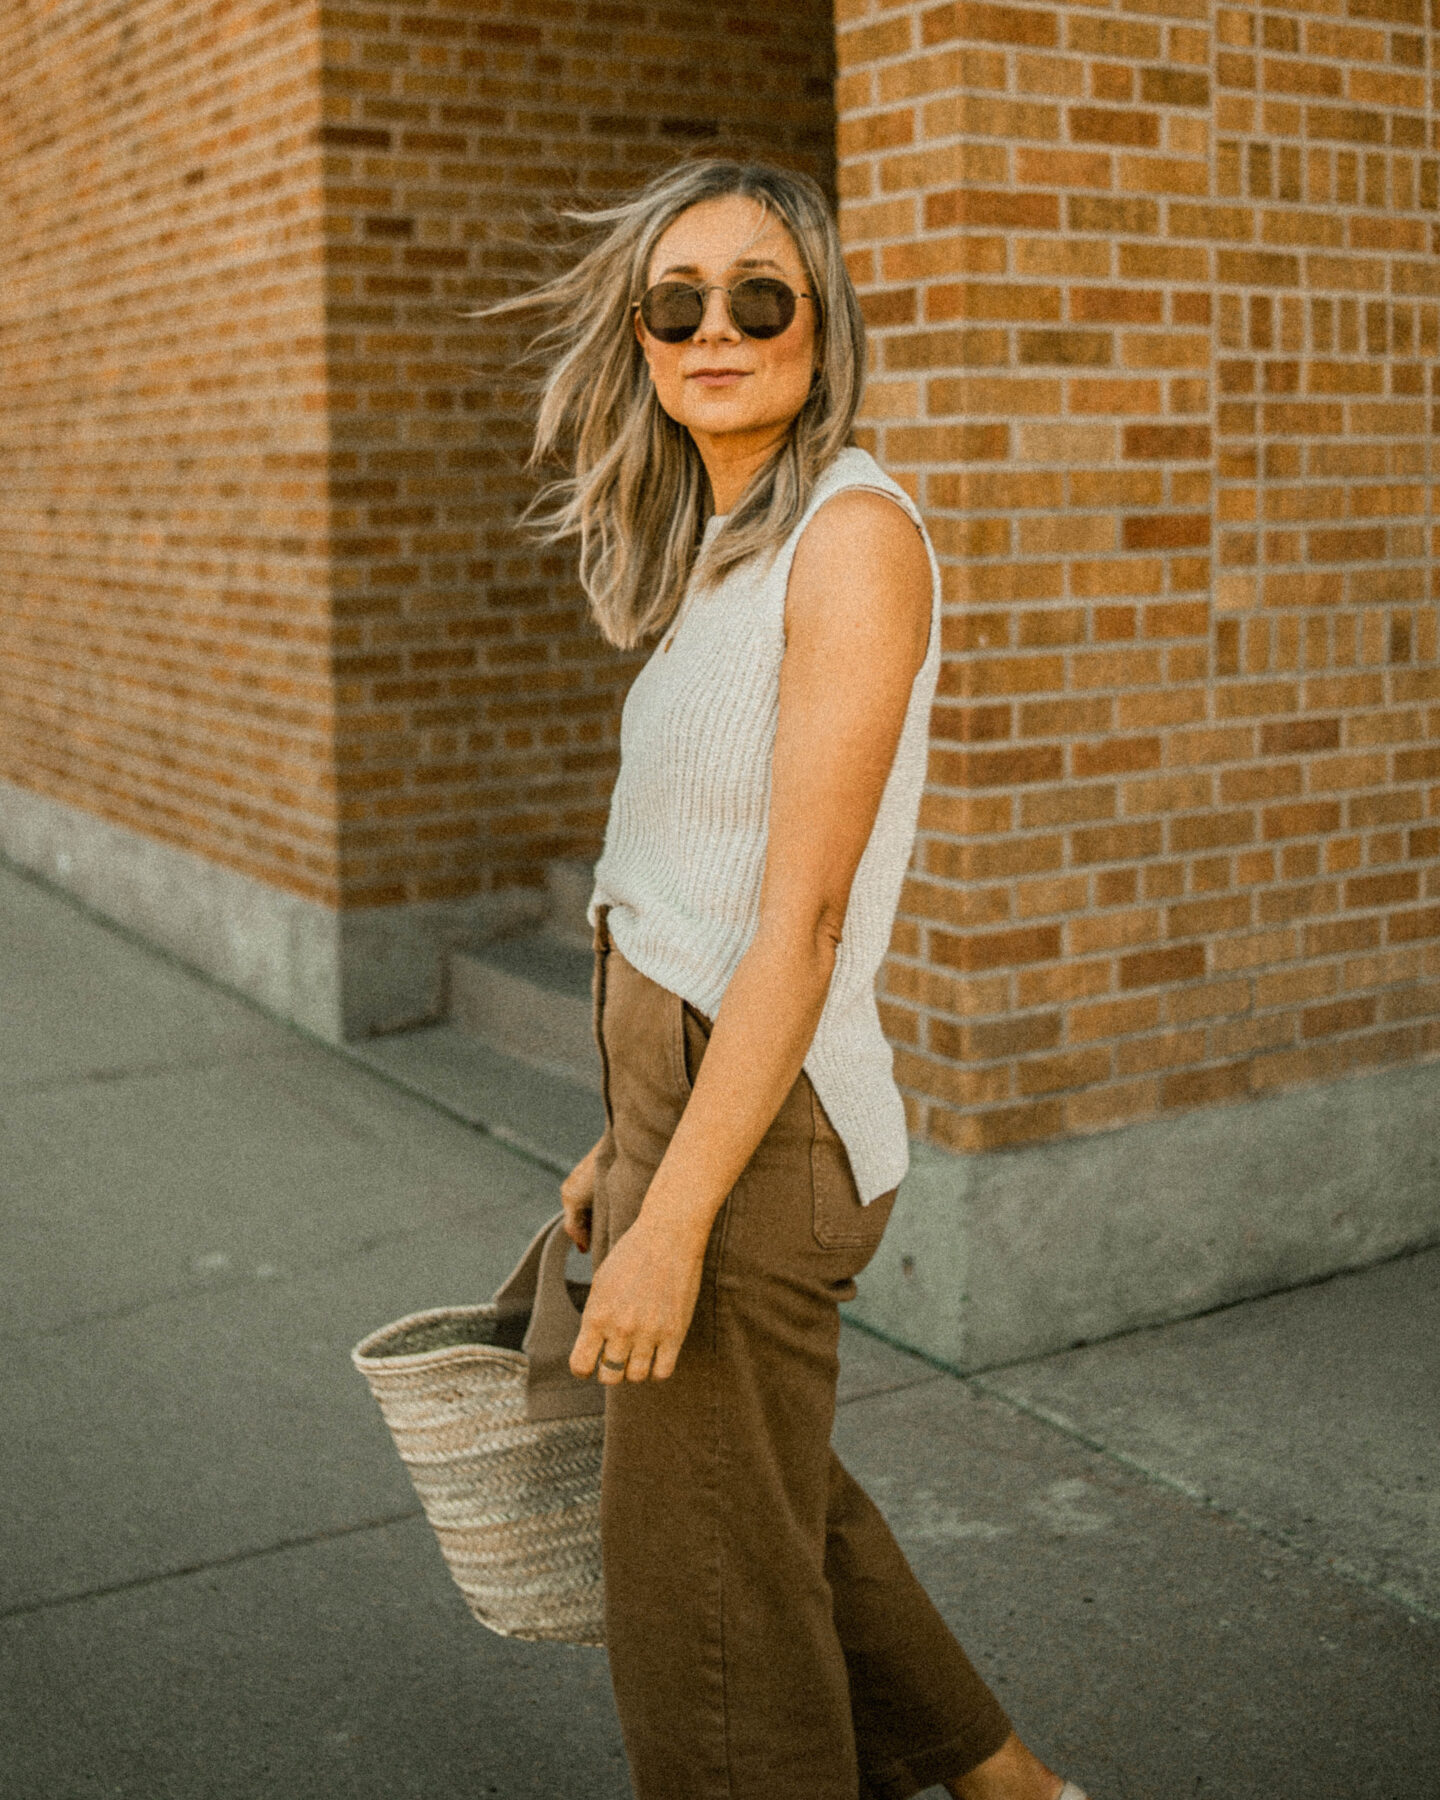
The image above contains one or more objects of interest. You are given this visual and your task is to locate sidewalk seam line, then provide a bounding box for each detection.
[965,1378,1440,1628]
[0,1222,430,1345]
[0,1041,317,1100]
[0,1508,425,1624]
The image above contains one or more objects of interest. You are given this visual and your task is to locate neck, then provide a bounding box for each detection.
[691,421,791,515]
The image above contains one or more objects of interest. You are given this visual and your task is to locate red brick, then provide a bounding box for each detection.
[1263,802,1344,839]
[923,2,1059,50]
[933,1012,1063,1059]
[932,924,1064,971]
[1120,944,1207,989]
[946,1101,1066,1151]
[1122,513,1211,550]
[1160,1062,1252,1110]
[1301,997,1379,1038]
[1260,718,1342,753]
[926,190,1060,230]
[1346,871,1422,909]
[1069,106,1160,148]
[1017,1047,1113,1095]
[1387,905,1440,944]
[933,746,1065,787]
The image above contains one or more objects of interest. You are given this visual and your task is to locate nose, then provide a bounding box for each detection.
[694,285,740,343]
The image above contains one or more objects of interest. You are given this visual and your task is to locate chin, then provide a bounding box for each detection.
[677,401,799,439]
[683,405,760,432]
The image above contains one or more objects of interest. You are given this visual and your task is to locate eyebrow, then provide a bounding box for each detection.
[655,255,789,280]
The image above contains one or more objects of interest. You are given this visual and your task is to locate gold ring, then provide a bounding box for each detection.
[600,1354,628,1371]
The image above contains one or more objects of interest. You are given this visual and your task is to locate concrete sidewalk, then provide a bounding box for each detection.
[1,858,1436,1800]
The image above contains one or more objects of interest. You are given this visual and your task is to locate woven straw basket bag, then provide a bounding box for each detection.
[352,1211,606,1646]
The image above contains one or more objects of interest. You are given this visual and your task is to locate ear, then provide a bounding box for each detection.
[634,306,659,378]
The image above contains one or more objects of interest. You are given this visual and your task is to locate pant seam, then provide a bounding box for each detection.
[592,906,613,1125]
[713,1174,738,1799]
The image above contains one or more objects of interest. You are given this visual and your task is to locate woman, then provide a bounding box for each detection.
[494,159,1091,1800]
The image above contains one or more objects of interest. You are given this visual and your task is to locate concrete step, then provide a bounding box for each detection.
[343,1021,606,1174]
[445,858,600,1091]
[544,855,597,951]
[449,929,600,1093]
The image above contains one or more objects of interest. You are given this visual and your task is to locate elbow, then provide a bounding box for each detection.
[801,902,846,984]
[815,902,846,959]
[755,900,846,981]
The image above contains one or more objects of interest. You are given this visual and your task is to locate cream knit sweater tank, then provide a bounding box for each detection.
[586,446,941,1204]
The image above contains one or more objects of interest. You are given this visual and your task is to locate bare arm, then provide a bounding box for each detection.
[570,489,932,1384]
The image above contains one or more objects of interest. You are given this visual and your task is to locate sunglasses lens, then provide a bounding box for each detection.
[729,278,796,339]
[640,282,704,342]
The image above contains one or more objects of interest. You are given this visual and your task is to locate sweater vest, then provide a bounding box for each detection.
[586,446,942,1204]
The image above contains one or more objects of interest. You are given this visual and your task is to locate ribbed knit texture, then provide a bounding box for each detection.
[586,447,941,1203]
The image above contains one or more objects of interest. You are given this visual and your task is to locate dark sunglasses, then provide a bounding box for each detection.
[634,277,814,343]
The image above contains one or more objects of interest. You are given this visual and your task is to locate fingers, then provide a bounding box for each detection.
[569,1316,605,1380]
[559,1170,594,1252]
[598,1341,657,1385]
[569,1322,663,1384]
[565,1220,696,1387]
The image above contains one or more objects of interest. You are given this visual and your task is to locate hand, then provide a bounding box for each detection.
[560,1136,605,1253]
[569,1214,706,1386]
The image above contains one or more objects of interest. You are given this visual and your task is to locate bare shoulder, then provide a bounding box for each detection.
[793,486,929,579]
[785,486,932,674]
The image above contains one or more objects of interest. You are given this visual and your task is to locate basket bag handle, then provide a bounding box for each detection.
[493,1211,606,1423]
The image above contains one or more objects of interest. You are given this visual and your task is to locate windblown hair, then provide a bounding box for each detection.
[463,159,866,650]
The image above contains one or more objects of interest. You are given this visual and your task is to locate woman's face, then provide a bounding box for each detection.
[635,195,819,465]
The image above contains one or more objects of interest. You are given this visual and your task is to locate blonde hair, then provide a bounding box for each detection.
[464,159,866,650]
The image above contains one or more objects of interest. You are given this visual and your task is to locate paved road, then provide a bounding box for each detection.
[1,860,1436,1798]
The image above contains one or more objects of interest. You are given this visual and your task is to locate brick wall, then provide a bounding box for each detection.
[6,0,1436,1145]
[314,0,836,906]
[838,0,1440,1153]
[0,0,337,901]
[1,0,835,912]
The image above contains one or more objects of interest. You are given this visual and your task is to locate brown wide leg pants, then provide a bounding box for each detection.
[589,904,1013,1800]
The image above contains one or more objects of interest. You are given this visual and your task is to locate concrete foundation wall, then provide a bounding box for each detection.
[0,778,543,1042]
[854,1054,1440,1371]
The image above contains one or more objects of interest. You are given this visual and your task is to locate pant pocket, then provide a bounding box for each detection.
[808,1080,895,1251]
[675,995,712,1097]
